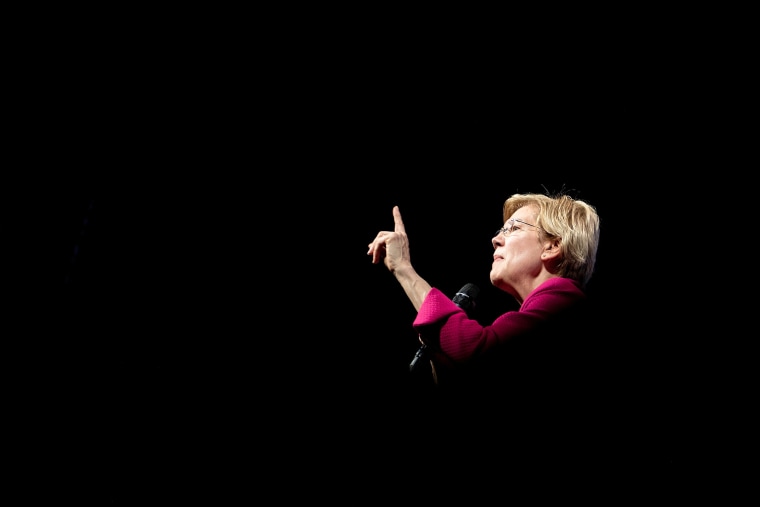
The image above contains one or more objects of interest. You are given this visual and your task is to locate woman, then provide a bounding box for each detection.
[368,191,602,416]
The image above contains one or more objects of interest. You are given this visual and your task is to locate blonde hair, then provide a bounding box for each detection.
[503,192,600,288]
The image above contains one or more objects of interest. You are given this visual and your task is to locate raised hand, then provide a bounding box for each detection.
[367,206,411,273]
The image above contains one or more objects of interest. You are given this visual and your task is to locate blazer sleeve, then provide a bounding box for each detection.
[412,279,585,363]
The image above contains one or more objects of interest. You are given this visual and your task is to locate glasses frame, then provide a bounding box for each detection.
[494,218,541,238]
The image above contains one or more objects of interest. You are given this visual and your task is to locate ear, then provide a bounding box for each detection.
[541,238,561,261]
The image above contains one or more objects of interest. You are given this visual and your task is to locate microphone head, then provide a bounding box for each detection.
[453,283,479,311]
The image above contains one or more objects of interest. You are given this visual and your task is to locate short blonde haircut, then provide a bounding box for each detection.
[503,192,600,288]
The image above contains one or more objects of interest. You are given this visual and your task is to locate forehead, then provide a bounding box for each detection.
[507,205,537,222]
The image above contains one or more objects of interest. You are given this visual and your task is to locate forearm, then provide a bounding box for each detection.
[393,265,431,312]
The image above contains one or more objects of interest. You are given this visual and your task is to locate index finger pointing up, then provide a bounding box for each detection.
[393,205,406,233]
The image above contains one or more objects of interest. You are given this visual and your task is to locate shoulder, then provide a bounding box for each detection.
[521,277,586,315]
[533,277,585,296]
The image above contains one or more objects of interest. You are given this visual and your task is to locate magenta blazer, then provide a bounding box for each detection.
[413,277,586,364]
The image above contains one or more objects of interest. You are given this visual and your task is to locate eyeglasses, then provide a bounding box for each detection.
[494,218,540,238]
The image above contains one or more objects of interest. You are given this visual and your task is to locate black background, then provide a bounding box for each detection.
[21,35,699,502]
[40,173,677,502]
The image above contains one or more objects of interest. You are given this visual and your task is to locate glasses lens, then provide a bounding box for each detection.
[496,220,513,237]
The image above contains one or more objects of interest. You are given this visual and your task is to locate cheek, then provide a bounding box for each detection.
[511,250,541,273]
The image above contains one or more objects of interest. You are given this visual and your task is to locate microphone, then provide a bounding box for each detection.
[409,283,480,372]
[452,282,479,316]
